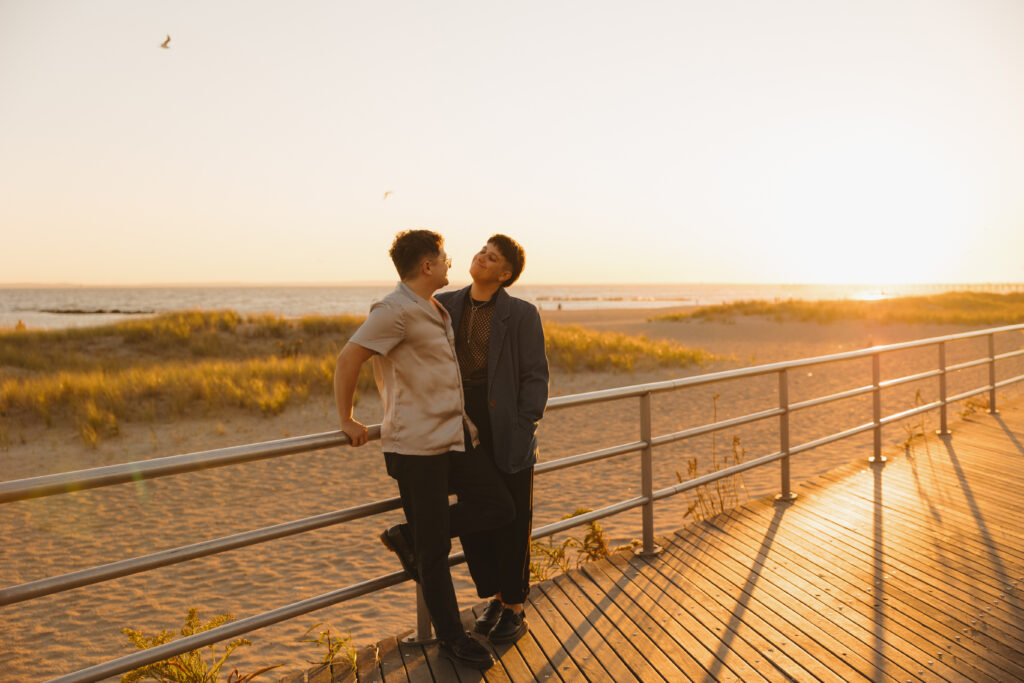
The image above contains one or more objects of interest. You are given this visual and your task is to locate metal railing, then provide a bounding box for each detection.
[2,323,1023,682]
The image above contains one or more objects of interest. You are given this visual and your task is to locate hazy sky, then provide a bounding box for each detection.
[2,1,1022,285]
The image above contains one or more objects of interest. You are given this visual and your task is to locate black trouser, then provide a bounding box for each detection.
[460,383,536,605]
[384,439,514,641]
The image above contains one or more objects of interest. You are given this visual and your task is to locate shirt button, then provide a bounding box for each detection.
[489,400,496,407]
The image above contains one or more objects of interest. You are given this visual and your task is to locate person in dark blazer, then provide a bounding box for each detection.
[436,234,549,644]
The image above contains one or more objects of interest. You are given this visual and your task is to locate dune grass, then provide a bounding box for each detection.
[544,323,712,371]
[651,291,1024,326]
[1,310,715,446]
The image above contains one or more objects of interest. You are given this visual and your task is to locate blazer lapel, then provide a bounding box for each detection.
[488,289,511,393]
[447,286,470,333]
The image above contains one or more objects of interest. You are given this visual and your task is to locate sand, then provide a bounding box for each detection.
[2,309,1022,681]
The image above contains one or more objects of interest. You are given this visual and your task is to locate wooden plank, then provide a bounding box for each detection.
[799,475,1024,597]
[547,572,662,680]
[633,544,839,682]
[521,587,590,682]
[373,635,408,683]
[796,475,1024,597]
[680,515,950,681]
[723,505,1024,681]
[664,523,905,682]
[527,573,624,681]
[716,507,1015,681]
[576,553,726,681]
[757,490,1024,650]
[620,547,818,682]
[597,549,770,682]
[462,603,529,683]
[564,554,699,681]
[396,641,437,683]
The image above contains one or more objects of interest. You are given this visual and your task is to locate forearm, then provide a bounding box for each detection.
[334,342,374,423]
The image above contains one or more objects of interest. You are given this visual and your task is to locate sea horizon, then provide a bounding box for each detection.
[2,281,1022,331]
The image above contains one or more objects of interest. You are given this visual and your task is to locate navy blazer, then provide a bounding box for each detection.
[436,286,549,473]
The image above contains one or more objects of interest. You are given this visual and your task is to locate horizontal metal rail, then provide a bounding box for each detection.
[653,449,786,501]
[0,428,377,504]
[535,440,646,475]
[651,407,784,447]
[789,422,878,456]
[789,384,874,411]
[995,349,1024,361]
[878,401,944,427]
[0,497,401,606]
[879,369,942,389]
[947,386,994,404]
[946,357,995,373]
[996,373,1024,389]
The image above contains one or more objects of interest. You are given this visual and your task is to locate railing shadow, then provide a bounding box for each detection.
[870,459,886,678]
[705,502,788,681]
[992,414,1024,456]
[938,434,1022,623]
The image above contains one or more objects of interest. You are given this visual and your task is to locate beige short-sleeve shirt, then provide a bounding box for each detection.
[349,282,478,455]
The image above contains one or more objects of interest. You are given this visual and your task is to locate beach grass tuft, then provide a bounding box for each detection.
[651,291,1024,326]
[544,322,712,371]
[0,310,715,445]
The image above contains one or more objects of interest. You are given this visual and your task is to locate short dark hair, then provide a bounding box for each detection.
[488,234,525,287]
[389,230,443,280]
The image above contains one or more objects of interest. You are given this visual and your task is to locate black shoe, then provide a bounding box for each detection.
[379,524,418,583]
[438,632,494,670]
[474,599,504,635]
[488,608,527,644]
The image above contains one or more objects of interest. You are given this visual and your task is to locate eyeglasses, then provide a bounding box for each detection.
[439,256,452,268]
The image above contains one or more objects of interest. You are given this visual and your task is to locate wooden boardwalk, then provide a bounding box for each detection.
[299,405,1024,682]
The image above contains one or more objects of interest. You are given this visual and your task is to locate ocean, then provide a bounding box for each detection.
[0,282,1017,330]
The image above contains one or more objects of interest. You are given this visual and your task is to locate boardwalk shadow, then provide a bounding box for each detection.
[939,434,1022,621]
[871,460,886,678]
[706,502,788,681]
[992,414,1024,455]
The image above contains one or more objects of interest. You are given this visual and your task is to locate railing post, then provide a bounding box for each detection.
[869,353,885,464]
[405,585,434,644]
[775,369,796,502]
[937,341,951,437]
[638,391,661,556]
[988,333,999,414]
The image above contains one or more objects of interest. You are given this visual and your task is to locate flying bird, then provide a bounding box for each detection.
[382,191,393,200]
[160,35,171,49]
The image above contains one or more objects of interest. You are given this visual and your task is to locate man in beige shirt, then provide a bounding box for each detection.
[334,229,513,670]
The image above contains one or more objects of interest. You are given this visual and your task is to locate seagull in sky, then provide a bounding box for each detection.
[382,191,393,200]
[160,35,171,49]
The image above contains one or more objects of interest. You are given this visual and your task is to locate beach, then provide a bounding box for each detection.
[1,307,1022,682]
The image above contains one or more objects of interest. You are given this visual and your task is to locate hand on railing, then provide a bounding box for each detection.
[340,418,370,447]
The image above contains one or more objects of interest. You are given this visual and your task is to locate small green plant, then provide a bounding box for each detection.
[119,608,280,683]
[680,434,749,522]
[300,622,357,679]
[959,395,990,418]
[901,389,929,448]
[530,508,611,582]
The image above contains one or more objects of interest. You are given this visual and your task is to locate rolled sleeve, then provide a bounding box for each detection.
[349,301,405,356]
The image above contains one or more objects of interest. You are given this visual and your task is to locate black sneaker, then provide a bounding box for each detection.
[438,632,494,670]
[379,524,418,583]
[474,599,504,635]
[488,608,527,644]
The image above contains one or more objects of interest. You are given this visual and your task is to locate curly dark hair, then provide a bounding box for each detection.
[389,230,443,280]
[488,234,525,287]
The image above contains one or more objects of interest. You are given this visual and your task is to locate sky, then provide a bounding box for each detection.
[1,0,1022,286]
